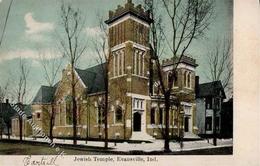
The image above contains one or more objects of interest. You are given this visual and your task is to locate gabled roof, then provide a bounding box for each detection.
[11,104,32,119]
[75,63,106,94]
[196,81,226,99]
[0,102,16,119]
[32,85,57,104]
[33,63,106,105]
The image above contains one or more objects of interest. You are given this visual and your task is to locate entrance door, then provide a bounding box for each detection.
[133,112,141,131]
[184,117,189,132]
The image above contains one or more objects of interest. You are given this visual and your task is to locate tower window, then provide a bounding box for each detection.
[133,49,145,76]
[115,107,123,123]
[174,73,178,87]
[184,71,187,87]
[184,71,192,88]
[187,72,191,88]
[133,98,144,110]
[112,49,125,77]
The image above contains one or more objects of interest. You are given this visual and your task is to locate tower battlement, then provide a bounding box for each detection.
[162,55,198,67]
[105,0,152,25]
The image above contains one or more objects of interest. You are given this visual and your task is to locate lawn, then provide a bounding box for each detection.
[0,141,108,155]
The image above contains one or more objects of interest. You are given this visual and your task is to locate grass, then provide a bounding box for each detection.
[0,140,108,155]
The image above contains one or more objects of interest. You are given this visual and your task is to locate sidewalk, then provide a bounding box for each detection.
[2,135,233,152]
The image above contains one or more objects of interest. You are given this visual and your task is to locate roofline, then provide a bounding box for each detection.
[32,102,52,105]
[105,10,153,25]
[199,80,222,86]
[87,91,106,96]
[74,68,87,89]
[162,61,198,68]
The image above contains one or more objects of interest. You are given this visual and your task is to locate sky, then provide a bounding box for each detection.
[0,0,233,103]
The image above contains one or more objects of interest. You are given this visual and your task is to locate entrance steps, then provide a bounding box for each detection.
[130,132,155,141]
[184,132,200,139]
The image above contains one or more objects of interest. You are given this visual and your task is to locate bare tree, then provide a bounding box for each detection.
[58,2,87,145]
[38,50,63,141]
[144,0,214,152]
[2,97,16,140]
[205,37,232,146]
[0,80,10,139]
[206,38,233,97]
[11,58,30,141]
[93,17,110,148]
[0,0,14,48]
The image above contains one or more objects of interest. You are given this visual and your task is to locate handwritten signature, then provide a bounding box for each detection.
[23,155,58,166]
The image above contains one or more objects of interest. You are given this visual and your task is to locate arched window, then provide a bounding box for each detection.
[115,107,123,123]
[159,108,163,125]
[66,101,72,125]
[184,71,187,87]
[173,72,178,87]
[167,72,173,88]
[97,103,105,125]
[188,72,191,88]
[65,96,73,125]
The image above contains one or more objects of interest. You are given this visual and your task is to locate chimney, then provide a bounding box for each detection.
[195,76,199,97]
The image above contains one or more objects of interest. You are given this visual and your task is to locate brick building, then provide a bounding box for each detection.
[16,0,198,140]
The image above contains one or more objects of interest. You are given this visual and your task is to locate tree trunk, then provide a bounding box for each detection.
[164,92,171,152]
[7,125,10,140]
[104,89,108,148]
[49,103,55,141]
[213,108,217,146]
[123,113,126,140]
[19,116,22,141]
[71,64,77,145]
[0,103,2,139]
[72,87,77,145]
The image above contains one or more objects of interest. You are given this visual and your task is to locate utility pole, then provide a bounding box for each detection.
[0,102,2,139]
[213,97,217,146]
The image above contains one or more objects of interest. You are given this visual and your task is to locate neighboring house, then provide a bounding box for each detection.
[11,104,32,137]
[0,99,16,137]
[221,98,233,138]
[196,79,226,137]
[30,0,199,140]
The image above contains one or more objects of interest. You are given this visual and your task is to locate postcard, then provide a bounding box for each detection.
[0,0,259,165]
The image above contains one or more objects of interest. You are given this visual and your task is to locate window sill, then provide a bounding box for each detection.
[111,123,124,127]
[110,74,127,80]
[132,74,149,79]
[183,87,193,90]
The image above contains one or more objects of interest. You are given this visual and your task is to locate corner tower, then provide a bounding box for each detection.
[105,0,153,139]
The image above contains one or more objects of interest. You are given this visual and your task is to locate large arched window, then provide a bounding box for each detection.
[115,107,123,123]
[97,102,105,125]
[65,96,73,125]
